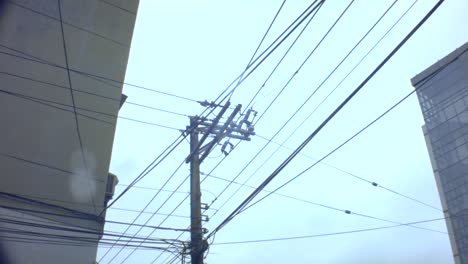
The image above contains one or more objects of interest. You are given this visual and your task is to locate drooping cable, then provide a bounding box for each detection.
[211,217,450,246]
[241,41,457,215]
[243,0,325,113]
[0,88,181,130]
[209,0,354,219]
[256,134,441,212]
[207,0,445,239]
[210,0,404,219]
[57,0,97,214]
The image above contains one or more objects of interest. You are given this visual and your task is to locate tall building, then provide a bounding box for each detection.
[0,0,139,263]
[412,42,468,264]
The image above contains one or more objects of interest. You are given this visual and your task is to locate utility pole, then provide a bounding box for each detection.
[189,116,203,264]
[186,101,256,264]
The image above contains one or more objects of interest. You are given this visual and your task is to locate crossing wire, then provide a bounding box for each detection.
[57,0,97,214]
[0,88,181,130]
[256,134,441,211]
[229,0,324,97]
[241,32,459,216]
[6,0,130,48]
[147,145,242,264]
[209,0,355,219]
[210,0,417,220]
[96,0,313,215]
[0,71,187,117]
[102,1,335,261]
[97,0,137,16]
[242,0,287,71]
[243,0,325,113]
[0,216,184,245]
[148,1,357,262]
[0,45,199,103]
[211,217,450,246]
[207,0,445,239]
[109,141,238,263]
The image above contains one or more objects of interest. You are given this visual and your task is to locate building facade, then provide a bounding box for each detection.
[412,42,468,264]
[0,0,139,263]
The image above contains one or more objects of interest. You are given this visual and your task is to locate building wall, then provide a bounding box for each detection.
[0,207,101,264]
[412,42,468,264]
[0,0,139,262]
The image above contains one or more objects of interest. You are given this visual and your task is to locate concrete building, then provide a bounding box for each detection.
[0,0,139,263]
[412,42,468,264]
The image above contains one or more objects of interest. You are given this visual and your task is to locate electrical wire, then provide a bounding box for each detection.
[0,71,187,117]
[58,0,97,214]
[214,0,440,218]
[211,217,450,246]
[102,5,330,256]
[0,45,200,103]
[98,161,188,263]
[243,0,286,70]
[0,89,116,126]
[256,134,441,211]
[0,216,183,245]
[229,0,324,97]
[0,195,189,232]
[284,0,419,152]
[147,142,243,264]
[0,88,181,130]
[241,33,458,216]
[6,1,130,47]
[207,0,445,239]
[98,0,137,16]
[209,0,355,219]
[243,0,325,113]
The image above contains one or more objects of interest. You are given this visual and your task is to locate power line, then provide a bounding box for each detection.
[57,0,96,214]
[6,1,130,47]
[108,141,230,263]
[99,2,347,260]
[256,134,441,212]
[0,45,199,103]
[207,0,445,239]
[0,71,187,117]
[0,216,183,245]
[147,143,242,264]
[98,0,137,16]
[243,0,325,113]
[242,36,460,216]
[243,0,287,70]
[237,0,287,87]
[230,0,324,97]
[0,88,181,130]
[280,0,419,156]
[99,162,189,263]
[0,89,116,126]
[211,217,448,246]
[0,152,195,222]
[208,0,355,220]
[99,13,310,256]
[0,192,190,232]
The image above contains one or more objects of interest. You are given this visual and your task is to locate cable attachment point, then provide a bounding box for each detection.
[221,140,234,156]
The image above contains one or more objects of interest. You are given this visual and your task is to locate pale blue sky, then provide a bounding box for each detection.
[98,0,468,263]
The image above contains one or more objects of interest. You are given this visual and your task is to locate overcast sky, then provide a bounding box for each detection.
[97,0,468,263]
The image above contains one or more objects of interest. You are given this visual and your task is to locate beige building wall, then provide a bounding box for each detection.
[0,0,139,262]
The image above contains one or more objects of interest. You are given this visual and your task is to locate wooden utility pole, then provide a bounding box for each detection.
[189,116,204,264]
[187,102,256,264]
